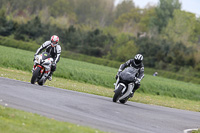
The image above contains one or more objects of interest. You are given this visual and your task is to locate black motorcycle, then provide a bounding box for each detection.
[113,67,137,104]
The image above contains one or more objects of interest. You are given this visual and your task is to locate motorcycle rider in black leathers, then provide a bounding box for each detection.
[34,35,61,81]
[115,54,144,97]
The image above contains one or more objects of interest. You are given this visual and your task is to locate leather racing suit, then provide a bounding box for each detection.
[35,41,61,75]
[117,59,144,91]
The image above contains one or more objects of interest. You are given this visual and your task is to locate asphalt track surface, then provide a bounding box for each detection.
[0,77,200,133]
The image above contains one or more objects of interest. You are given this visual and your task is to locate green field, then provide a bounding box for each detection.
[1,45,200,102]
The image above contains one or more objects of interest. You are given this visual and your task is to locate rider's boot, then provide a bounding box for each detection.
[129,90,135,98]
[48,72,53,81]
[48,75,52,81]
[129,85,139,97]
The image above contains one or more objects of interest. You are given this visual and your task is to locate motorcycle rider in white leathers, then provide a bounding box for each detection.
[34,35,61,81]
[115,54,144,97]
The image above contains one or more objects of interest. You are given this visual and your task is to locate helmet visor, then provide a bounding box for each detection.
[135,59,141,65]
[51,41,58,47]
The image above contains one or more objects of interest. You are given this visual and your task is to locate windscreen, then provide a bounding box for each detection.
[42,52,51,60]
[119,67,138,82]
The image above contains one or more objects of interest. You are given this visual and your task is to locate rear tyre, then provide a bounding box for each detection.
[31,67,41,84]
[38,78,47,86]
[119,97,129,104]
[113,85,123,102]
[38,79,44,86]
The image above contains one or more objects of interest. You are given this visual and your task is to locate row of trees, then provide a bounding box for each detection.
[0,0,200,74]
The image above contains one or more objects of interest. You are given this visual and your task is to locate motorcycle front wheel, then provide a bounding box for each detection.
[31,67,41,84]
[113,85,124,102]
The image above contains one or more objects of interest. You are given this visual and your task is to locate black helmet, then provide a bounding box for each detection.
[134,54,143,66]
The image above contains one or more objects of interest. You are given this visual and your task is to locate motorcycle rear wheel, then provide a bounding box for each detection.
[31,67,41,84]
[119,97,129,104]
[113,85,123,102]
[38,78,47,86]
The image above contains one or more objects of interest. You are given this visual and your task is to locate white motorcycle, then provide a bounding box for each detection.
[31,52,53,85]
[113,67,137,104]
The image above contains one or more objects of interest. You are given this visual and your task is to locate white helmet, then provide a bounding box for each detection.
[50,35,59,47]
[134,54,143,66]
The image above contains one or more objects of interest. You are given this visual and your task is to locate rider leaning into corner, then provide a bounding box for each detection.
[33,35,61,81]
[115,54,144,97]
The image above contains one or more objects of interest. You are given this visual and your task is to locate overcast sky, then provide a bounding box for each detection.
[115,0,200,17]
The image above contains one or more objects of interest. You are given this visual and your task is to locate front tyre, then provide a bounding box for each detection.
[113,85,123,102]
[31,67,41,84]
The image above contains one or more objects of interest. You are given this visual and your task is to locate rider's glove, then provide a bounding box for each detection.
[115,75,118,80]
[52,61,56,67]
[115,71,122,80]
[33,54,37,61]
[135,78,141,84]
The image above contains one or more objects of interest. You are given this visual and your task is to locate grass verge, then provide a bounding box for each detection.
[0,105,105,133]
[192,129,200,133]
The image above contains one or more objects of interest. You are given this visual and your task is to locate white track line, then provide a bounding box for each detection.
[184,128,199,133]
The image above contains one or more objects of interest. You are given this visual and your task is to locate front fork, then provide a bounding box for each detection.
[114,77,120,91]
[33,65,50,79]
[118,83,134,101]
[33,65,44,73]
[114,77,135,100]
[42,65,51,79]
